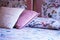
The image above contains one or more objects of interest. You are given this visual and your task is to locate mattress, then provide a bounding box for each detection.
[0,27,60,40]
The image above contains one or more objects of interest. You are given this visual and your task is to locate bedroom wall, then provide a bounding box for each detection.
[0,0,26,8]
[33,0,60,17]
[42,0,60,20]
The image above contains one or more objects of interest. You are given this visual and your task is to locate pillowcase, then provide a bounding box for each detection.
[27,17,60,30]
[0,7,25,29]
[15,10,39,29]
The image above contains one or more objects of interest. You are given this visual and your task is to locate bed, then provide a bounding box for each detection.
[0,27,60,40]
[0,7,60,40]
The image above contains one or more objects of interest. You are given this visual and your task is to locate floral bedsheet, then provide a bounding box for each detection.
[0,27,60,40]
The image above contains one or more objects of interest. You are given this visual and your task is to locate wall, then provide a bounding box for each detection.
[42,0,60,20]
[0,0,26,8]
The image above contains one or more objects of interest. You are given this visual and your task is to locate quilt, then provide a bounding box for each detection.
[0,27,60,40]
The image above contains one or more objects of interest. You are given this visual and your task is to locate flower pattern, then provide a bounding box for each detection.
[0,0,27,8]
[26,17,60,30]
[42,0,60,20]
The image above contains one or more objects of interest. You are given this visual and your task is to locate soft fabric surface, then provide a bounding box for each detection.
[0,27,60,40]
[0,7,25,28]
[16,10,38,29]
[26,17,60,29]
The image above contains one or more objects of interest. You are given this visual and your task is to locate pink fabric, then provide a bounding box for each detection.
[16,10,39,29]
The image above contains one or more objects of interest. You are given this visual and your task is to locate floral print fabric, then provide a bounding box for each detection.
[26,17,60,30]
[0,0,26,8]
[42,0,60,20]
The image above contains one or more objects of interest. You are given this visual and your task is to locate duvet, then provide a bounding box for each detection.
[0,27,60,40]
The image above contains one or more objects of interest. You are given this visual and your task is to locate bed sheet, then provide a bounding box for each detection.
[0,27,60,40]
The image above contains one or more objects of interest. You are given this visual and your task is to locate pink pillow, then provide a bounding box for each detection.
[15,10,39,29]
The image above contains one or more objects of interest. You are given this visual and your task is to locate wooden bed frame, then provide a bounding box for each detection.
[26,0,43,17]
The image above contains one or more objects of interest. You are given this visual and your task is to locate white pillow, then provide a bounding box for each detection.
[0,7,25,28]
[27,17,60,29]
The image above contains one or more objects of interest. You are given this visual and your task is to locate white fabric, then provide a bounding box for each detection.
[0,7,25,28]
[27,17,60,29]
[0,27,60,40]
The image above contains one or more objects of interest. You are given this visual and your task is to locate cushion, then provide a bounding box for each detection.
[15,10,39,29]
[27,17,60,30]
[0,7,25,29]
